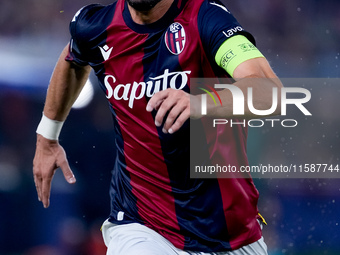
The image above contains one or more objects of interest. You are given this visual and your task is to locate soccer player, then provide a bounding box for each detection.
[33,0,282,254]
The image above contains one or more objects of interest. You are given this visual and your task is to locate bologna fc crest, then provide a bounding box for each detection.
[165,22,186,55]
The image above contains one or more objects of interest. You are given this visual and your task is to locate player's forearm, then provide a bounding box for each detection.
[43,45,91,121]
[193,56,283,119]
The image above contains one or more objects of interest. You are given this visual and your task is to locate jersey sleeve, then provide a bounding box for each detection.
[65,4,102,66]
[197,0,257,66]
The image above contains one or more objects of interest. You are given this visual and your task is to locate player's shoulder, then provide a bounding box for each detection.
[70,3,117,41]
[71,4,110,23]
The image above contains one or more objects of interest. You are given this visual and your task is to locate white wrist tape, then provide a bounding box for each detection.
[36,113,64,140]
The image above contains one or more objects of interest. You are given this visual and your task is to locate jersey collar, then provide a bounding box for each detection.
[123,0,183,33]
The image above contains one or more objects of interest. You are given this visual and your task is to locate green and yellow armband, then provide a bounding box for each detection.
[215,35,264,77]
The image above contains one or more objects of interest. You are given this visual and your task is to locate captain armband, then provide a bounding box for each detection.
[36,113,64,140]
[215,35,264,77]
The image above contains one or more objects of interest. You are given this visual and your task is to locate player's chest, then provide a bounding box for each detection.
[93,22,204,110]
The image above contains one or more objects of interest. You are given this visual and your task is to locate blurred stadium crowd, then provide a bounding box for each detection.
[0,0,339,254]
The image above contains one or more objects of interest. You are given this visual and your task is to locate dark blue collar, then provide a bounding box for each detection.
[123,0,183,34]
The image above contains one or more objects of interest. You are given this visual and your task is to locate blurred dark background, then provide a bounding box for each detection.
[0,0,339,254]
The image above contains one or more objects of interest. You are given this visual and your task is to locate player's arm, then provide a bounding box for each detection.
[147,2,283,133]
[195,35,283,118]
[146,36,282,133]
[33,44,91,208]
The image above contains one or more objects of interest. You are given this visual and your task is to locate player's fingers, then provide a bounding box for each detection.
[168,108,190,134]
[154,98,176,127]
[146,90,169,112]
[33,157,43,201]
[162,91,190,133]
[33,174,42,201]
[41,173,53,208]
[59,157,76,184]
[153,99,165,111]
[162,103,186,133]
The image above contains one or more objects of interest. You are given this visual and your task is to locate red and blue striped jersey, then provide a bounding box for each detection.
[66,0,262,252]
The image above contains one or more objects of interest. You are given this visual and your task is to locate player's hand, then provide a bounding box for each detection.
[146,88,200,134]
[33,134,76,208]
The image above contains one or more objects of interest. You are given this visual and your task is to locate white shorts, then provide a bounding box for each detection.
[101,219,268,255]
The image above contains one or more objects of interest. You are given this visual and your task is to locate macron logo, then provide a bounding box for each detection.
[99,45,113,61]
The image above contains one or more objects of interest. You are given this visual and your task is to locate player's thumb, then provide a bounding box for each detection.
[60,159,76,184]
